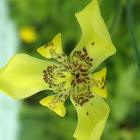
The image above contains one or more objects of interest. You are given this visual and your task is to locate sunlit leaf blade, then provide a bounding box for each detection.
[109,0,122,36]
[127,0,140,77]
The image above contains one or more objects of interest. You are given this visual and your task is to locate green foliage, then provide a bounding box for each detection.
[8,0,140,139]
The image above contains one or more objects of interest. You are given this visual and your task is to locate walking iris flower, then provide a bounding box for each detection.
[0,0,116,140]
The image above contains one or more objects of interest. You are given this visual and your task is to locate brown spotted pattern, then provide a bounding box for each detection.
[44,41,74,71]
[44,42,54,48]
[56,52,74,71]
[44,42,58,58]
[71,47,93,71]
[71,57,90,73]
[71,74,94,106]
[42,44,95,107]
[48,88,71,110]
[43,65,64,89]
[93,77,106,89]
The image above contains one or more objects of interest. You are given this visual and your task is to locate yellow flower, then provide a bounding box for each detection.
[19,26,37,43]
[0,0,116,140]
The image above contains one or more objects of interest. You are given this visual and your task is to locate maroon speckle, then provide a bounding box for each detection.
[43,70,46,73]
[76,79,82,84]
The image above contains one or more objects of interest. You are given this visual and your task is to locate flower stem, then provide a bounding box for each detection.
[109,0,122,36]
[127,0,140,77]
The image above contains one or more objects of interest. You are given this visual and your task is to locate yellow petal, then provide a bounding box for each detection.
[70,93,110,140]
[0,54,61,99]
[40,95,66,117]
[70,0,116,72]
[37,33,62,59]
[40,88,70,117]
[71,78,109,140]
[93,67,107,98]
[37,33,74,71]
[55,102,66,117]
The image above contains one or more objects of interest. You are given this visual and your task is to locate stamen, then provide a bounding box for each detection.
[55,72,74,89]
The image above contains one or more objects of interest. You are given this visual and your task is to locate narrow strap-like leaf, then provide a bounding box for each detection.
[127,0,140,77]
[109,0,122,36]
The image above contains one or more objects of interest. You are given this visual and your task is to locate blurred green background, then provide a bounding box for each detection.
[7,0,140,139]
